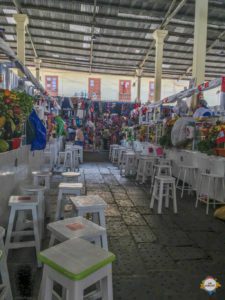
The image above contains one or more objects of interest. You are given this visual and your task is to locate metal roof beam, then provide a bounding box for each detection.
[179,29,225,79]
[139,0,188,70]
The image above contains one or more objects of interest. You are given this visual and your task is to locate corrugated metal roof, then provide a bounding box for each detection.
[0,0,225,79]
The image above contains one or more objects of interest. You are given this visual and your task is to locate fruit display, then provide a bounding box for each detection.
[0,89,34,153]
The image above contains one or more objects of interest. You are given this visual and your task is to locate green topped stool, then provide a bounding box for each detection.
[38,238,115,300]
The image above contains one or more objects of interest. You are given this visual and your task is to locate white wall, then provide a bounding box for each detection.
[30,68,188,103]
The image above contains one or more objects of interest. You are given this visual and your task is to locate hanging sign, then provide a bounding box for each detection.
[45,75,58,96]
[88,78,101,101]
[119,80,131,102]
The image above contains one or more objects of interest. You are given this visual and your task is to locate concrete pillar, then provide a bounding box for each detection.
[136,68,142,103]
[34,58,42,81]
[13,14,29,77]
[153,30,168,101]
[191,0,208,108]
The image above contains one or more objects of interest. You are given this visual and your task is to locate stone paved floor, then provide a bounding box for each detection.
[7,161,225,300]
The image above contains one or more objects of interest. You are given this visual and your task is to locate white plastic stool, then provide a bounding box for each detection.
[47,216,108,250]
[32,171,52,190]
[123,152,136,176]
[136,156,155,183]
[150,176,177,214]
[5,196,41,267]
[38,238,115,300]
[150,164,172,194]
[70,195,107,227]
[62,172,80,183]
[20,184,46,238]
[55,182,83,220]
[0,227,13,300]
[195,172,225,214]
[118,148,127,170]
[176,165,198,198]
[63,150,73,171]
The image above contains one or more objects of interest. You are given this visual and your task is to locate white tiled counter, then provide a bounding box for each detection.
[165,148,225,202]
[0,146,45,226]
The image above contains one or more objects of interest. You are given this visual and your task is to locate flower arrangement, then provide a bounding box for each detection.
[0,89,34,152]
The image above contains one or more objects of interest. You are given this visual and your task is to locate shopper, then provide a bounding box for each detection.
[74,126,84,146]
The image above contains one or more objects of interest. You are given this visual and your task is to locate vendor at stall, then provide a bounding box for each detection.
[74,126,84,146]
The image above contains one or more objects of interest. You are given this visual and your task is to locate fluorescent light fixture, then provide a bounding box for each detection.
[167,36,179,42]
[46,40,51,44]
[174,27,184,33]
[118,12,151,20]
[6,17,16,24]
[83,43,90,48]
[52,54,59,57]
[70,24,91,33]
[83,35,91,41]
[145,33,152,39]
[5,34,14,41]
[94,27,100,34]
[3,8,17,14]
[81,4,99,13]
[186,38,194,44]
[150,24,158,30]
[162,64,171,68]
[75,57,89,61]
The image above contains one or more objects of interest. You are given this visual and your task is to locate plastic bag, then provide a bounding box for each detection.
[29,109,47,151]
[214,206,225,220]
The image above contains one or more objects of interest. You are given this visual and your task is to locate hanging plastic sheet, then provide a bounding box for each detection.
[29,109,47,151]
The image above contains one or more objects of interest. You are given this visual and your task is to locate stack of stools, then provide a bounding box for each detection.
[196,172,225,214]
[111,146,120,164]
[136,156,155,184]
[176,165,198,198]
[109,144,118,161]
[71,148,80,171]
[47,216,108,250]
[63,149,73,171]
[32,171,52,190]
[118,148,127,170]
[123,151,136,177]
[38,238,115,300]
[70,195,107,228]
[5,195,41,267]
[55,182,83,220]
[150,175,177,214]
[20,184,46,239]
[62,172,80,183]
[0,227,12,300]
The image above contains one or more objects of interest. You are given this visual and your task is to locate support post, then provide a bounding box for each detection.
[191,0,208,109]
[153,30,168,102]
[34,58,42,81]
[13,14,29,77]
[136,68,142,103]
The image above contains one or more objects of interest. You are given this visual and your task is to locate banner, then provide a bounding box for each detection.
[119,80,131,102]
[45,76,58,96]
[88,78,101,101]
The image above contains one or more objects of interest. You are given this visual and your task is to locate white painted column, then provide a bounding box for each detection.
[13,14,29,77]
[34,58,42,81]
[153,30,168,102]
[191,0,208,108]
[136,68,142,103]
